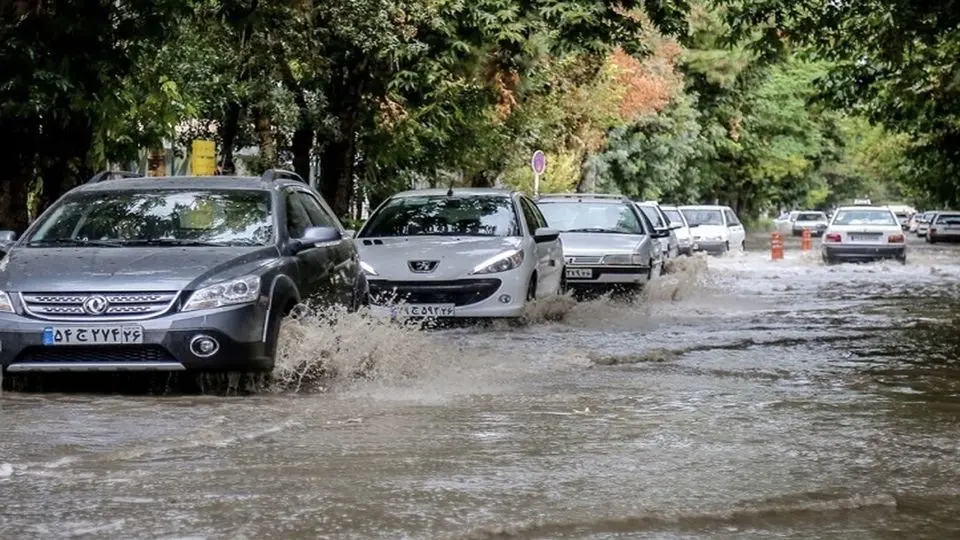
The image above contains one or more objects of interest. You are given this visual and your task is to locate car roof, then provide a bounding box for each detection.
[679,205,729,210]
[835,205,892,212]
[74,175,299,193]
[388,188,514,198]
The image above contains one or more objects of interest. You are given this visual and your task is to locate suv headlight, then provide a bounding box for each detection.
[471,249,524,274]
[0,291,14,313]
[182,275,261,312]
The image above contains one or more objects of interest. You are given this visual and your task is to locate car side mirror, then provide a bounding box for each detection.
[343,229,356,238]
[687,223,700,228]
[290,226,342,254]
[533,227,560,243]
[653,228,670,238]
[668,223,683,230]
[0,230,17,254]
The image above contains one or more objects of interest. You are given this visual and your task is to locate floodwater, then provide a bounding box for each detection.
[2,234,960,539]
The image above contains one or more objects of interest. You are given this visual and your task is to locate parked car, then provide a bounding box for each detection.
[536,193,665,292]
[0,169,365,374]
[659,205,695,255]
[926,211,960,243]
[636,201,680,262]
[774,210,829,236]
[886,204,916,230]
[821,205,906,264]
[679,205,747,254]
[355,188,563,319]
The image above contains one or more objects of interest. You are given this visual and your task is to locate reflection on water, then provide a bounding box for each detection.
[2,237,960,538]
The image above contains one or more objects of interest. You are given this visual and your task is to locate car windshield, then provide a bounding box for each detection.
[663,209,685,226]
[25,190,273,247]
[831,209,898,226]
[537,201,644,234]
[797,212,827,221]
[360,195,519,237]
[637,205,666,228]
[681,208,724,226]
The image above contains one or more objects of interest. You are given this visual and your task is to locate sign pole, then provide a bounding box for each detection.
[531,150,546,198]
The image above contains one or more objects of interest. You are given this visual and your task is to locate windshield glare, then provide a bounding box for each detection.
[537,201,643,234]
[26,190,273,246]
[832,210,898,226]
[681,208,723,226]
[360,195,519,237]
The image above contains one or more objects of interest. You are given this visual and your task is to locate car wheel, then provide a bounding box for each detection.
[927,235,936,244]
[724,241,730,253]
[557,268,567,295]
[741,240,746,252]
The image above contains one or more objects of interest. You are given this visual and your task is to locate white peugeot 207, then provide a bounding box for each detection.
[355,188,565,319]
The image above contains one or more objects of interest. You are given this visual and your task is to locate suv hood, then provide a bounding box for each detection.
[0,246,278,292]
[357,236,523,280]
[556,232,645,256]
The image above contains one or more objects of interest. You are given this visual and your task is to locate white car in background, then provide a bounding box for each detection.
[679,205,747,254]
[660,205,695,255]
[926,211,960,243]
[774,210,829,237]
[636,201,680,260]
[355,188,564,318]
[821,205,906,264]
[916,211,936,237]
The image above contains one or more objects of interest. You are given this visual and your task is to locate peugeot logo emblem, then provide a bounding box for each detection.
[408,260,439,273]
[82,295,109,315]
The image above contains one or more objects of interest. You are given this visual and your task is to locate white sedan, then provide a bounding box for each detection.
[821,206,906,264]
[355,188,564,318]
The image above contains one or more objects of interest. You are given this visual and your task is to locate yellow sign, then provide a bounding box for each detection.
[191,140,217,176]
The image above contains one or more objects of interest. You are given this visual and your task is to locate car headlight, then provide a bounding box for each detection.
[0,291,14,313]
[182,275,261,312]
[471,249,524,274]
[360,261,378,276]
[602,254,645,265]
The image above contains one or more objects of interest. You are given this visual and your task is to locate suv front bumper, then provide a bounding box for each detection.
[0,303,272,373]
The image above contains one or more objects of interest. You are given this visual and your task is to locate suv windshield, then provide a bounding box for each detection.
[681,208,724,226]
[360,195,520,237]
[537,201,643,234]
[832,209,898,226]
[25,190,273,247]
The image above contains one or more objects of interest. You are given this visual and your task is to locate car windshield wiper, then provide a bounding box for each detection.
[118,239,235,247]
[26,238,124,247]
[564,227,633,234]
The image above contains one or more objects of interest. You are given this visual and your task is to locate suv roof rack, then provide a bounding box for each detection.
[86,170,144,184]
[261,168,305,183]
[538,193,627,200]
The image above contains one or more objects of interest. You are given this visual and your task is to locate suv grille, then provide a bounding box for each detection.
[368,279,502,307]
[14,345,176,364]
[20,291,178,320]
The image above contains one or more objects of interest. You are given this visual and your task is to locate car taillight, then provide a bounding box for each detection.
[888,234,904,243]
[825,233,842,242]
[930,228,937,235]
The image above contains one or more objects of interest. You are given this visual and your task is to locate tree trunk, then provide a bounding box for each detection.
[219,101,243,173]
[0,117,38,232]
[319,138,355,218]
[36,114,93,213]
[254,108,276,170]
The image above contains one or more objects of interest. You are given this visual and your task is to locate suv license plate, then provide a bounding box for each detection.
[566,268,593,279]
[42,325,145,346]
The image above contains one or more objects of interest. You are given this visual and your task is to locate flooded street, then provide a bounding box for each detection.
[3,235,960,539]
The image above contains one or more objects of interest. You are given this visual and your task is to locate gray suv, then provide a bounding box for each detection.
[0,169,367,374]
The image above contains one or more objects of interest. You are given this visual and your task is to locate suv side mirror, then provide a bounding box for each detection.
[533,227,560,243]
[290,226,342,254]
[0,230,17,253]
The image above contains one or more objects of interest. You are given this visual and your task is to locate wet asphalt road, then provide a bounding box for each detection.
[2,233,960,539]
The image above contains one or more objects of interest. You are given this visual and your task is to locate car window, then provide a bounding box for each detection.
[25,189,274,246]
[537,201,644,234]
[934,213,960,225]
[831,209,898,226]
[638,205,666,228]
[518,197,543,235]
[359,195,520,237]
[724,209,741,226]
[294,190,339,229]
[285,192,313,238]
[681,208,724,226]
[797,212,826,221]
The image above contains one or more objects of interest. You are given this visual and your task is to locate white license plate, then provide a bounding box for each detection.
[849,234,881,242]
[389,304,456,317]
[42,325,144,346]
[565,268,593,279]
